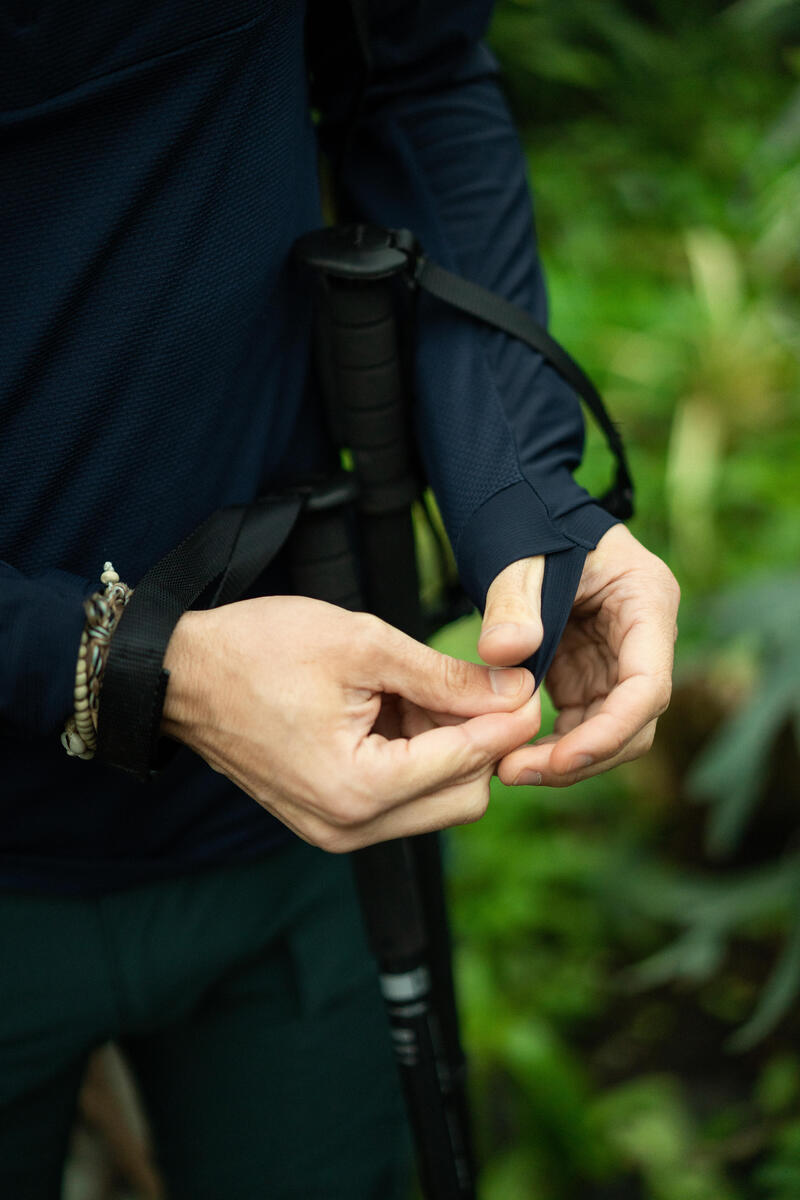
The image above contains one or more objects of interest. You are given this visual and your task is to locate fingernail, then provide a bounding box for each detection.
[513,769,542,786]
[482,622,520,641]
[568,754,594,772]
[490,667,525,696]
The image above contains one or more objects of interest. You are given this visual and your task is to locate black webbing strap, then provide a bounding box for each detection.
[97,494,303,780]
[413,255,635,520]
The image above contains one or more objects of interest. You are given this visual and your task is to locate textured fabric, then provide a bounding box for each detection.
[1,0,618,894]
[0,841,411,1197]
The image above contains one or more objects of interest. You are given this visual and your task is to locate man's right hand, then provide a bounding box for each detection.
[161,596,540,852]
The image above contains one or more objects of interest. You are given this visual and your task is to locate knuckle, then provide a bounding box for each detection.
[457,783,491,826]
[442,653,475,696]
[318,792,370,829]
[351,767,387,820]
[314,767,382,828]
[497,762,515,787]
[459,724,494,776]
[486,596,517,624]
[654,673,673,715]
[313,825,352,854]
[627,723,656,761]
[355,612,387,654]
[657,564,681,609]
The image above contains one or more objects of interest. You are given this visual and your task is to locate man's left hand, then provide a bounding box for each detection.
[477,525,680,787]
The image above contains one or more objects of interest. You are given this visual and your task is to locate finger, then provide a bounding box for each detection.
[499,719,658,789]
[336,767,498,849]
[358,693,542,810]
[552,706,586,737]
[362,615,535,713]
[265,699,540,842]
[616,600,679,692]
[554,634,672,774]
[545,607,675,773]
[478,556,545,667]
[300,766,500,853]
[507,672,662,781]
[395,699,472,737]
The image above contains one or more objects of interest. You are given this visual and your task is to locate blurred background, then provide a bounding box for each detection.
[65,0,800,1196]
[432,0,800,1196]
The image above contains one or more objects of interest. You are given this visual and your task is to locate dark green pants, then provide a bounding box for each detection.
[0,840,410,1198]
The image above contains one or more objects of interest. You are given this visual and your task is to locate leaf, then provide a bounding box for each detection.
[629,927,725,989]
[729,898,800,1050]
[710,570,800,653]
[685,228,744,330]
[687,659,800,856]
[725,0,800,35]
[605,852,800,929]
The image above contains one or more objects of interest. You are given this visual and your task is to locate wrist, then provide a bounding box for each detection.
[161,609,211,741]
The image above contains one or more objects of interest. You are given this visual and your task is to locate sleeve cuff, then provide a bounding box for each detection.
[454,477,622,615]
[559,500,620,548]
[455,479,576,609]
[520,462,622,549]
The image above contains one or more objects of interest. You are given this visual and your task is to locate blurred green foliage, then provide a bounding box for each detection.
[427,1,800,1196]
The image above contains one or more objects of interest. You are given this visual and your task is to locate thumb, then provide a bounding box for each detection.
[478,556,545,668]
[364,619,535,716]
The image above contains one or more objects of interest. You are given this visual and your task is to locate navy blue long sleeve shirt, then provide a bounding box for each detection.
[0,0,616,894]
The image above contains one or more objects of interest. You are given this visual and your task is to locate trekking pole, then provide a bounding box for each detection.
[289,485,476,1200]
[294,224,477,1200]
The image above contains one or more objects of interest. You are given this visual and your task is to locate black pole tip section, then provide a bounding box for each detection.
[293,224,409,281]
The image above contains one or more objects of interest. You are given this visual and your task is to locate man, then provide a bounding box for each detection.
[0,0,679,1195]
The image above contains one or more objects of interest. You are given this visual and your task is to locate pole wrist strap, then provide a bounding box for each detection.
[96,495,303,780]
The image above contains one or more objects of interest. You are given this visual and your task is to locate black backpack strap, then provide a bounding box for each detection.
[413,254,635,520]
[97,495,303,780]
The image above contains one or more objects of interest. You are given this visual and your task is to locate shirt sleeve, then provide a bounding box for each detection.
[0,563,91,740]
[311,0,621,677]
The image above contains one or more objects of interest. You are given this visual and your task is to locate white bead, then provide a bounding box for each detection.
[74,684,88,701]
[61,729,87,755]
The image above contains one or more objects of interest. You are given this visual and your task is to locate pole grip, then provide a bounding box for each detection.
[321,277,417,517]
[321,271,424,639]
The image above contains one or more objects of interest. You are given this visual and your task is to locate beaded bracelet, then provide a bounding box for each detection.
[61,563,132,760]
